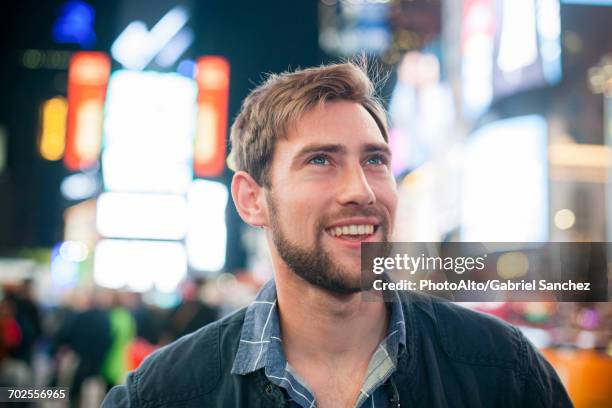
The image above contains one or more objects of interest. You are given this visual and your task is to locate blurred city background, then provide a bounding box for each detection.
[0,0,611,406]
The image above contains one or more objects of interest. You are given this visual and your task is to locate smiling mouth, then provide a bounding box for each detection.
[325,224,379,241]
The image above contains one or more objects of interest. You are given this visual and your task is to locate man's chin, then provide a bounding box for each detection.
[314,271,373,295]
[315,280,363,296]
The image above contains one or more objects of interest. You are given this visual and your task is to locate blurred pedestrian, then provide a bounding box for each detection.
[0,295,33,391]
[0,297,21,362]
[53,287,112,407]
[160,278,218,344]
[5,279,42,364]
[101,291,136,390]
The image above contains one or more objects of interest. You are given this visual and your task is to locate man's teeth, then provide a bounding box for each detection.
[328,225,375,237]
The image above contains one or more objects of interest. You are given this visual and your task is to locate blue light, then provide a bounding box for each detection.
[50,242,80,289]
[177,59,196,78]
[53,0,96,48]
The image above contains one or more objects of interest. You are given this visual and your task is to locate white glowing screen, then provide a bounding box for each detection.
[497,0,538,74]
[186,180,229,272]
[103,70,196,194]
[96,192,187,240]
[94,239,187,292]
[461,115,548,242]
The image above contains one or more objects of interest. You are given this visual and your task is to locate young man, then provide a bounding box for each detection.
[103,62,572,407]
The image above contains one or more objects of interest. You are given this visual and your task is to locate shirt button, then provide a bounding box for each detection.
[265,383,274,394]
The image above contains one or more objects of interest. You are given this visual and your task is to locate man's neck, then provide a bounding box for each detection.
[275,272,388,364]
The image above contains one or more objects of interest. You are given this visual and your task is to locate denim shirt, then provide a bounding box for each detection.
[231,280,407,408]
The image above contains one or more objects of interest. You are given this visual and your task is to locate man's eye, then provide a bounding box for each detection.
[366,155,387,165]
[308,155,330,165]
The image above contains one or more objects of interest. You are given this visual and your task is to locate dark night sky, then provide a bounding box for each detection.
[0,0,326,259]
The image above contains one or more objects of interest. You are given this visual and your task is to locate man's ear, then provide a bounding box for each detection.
[231,171,268,228]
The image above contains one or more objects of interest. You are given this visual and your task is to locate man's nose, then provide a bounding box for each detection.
[336,164,376,206]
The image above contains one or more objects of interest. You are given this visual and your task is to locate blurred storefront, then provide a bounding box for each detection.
[395,1,612,406]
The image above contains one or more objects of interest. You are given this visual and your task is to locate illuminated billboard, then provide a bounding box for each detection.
[94,68,230,291]
[39,97,68,161]
[64,52,111,171]
[461,0,562,118]
[492,0,562,98]
[94,239,187,292]
[194,56,230,178]
[461,115,548,242]
[102,70,197,193]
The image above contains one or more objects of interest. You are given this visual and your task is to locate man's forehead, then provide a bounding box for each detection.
[282,102,386,149]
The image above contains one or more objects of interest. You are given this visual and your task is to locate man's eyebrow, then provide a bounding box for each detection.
[362,143,392,157]
[296,144,347,156]
[291,144,347,164]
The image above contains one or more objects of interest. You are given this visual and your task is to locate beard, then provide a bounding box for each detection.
[266,191,390,295]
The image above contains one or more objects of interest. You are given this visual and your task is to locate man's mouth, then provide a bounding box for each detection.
[325,224,379,241]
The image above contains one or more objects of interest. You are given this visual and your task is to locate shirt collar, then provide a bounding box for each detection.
[231,279,407,376]
[231,280,280,375]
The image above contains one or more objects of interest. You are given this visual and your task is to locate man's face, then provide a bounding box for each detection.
[265,100,397,294]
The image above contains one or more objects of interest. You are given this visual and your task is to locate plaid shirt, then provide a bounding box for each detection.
[231,280,407,408]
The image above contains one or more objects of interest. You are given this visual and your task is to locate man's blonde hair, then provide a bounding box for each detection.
[229,61,388,186]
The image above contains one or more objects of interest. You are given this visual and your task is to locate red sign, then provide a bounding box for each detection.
[64,52,111,171]
[194,56,230,178]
